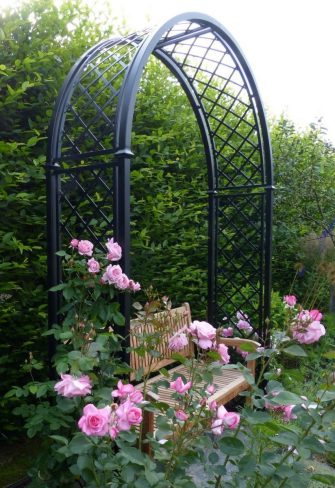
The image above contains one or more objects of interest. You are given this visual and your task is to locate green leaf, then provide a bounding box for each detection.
[121,446,146,465]
[55,250,67,257]
[49,435,69,445]
[301,437,325,453]
[270,431,299,446]
[219,436,244,456]
[68,434,92,455]
[208,452,219,464]
[77,454,92,471]
[121,464,137,483]
[283,345,307,357]
[49,283,67,292]
[272,391,304,405]
[242,369,255,385]
[311,474,335,485]
[316,390,335,402]
[113,311,125,326]
[246,352,262,360]
[159,368,169,377]
[63,286,75,300]
[238,454,256,475]
[243,409,271,424]
[171,353,187,364]
[239,343,256,352]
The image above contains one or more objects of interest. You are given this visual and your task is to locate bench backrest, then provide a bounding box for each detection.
[130,303,193,381]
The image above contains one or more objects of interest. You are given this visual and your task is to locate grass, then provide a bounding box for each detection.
[0,437,40,487]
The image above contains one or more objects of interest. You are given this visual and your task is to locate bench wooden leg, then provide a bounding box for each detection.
[141,408,154,456]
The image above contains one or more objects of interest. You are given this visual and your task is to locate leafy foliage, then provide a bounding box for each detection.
[0,0,118,436]
[271,117,335,309]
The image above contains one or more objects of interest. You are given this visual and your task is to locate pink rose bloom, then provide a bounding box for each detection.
[296,309,322,323]
[283,405,297,422]
[236,319,253,332]
[77,240,94,257]
[223,412,240,429]
[116,400,143,431]
[310,309,323,321]
[175,409,189,421]
[211,406,240,434]
[106,238,122,261]
[206,384,216,395]
[170,376,192,394]
[70,238,79,248]
[211,418,224,435]
[87,258,100,274]
[189,320,216,349]
[236,347,248,359]
[208,400,217,411]
[236,311,248,321]
[216,405,228,419]
[222,327,234,337]
[292,320,326,344]
[217,343,230,364]
[54,373,92,398]
[115,273,130,290]
[101,264,123,284]
[78,404,111,436]
[112,380,135,399]
[129,390,143,403]
[211,406,228,435]
[168,330,189,351]
[109,425,119,440]
[296,310,311,323]
[283,295,297,307]
[128,279,141,292]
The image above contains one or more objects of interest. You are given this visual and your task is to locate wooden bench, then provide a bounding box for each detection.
[130,303,260,440]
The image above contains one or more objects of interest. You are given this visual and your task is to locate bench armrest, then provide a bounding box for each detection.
[216,331,261,377]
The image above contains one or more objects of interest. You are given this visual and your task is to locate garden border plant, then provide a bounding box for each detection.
[7,237,335,487]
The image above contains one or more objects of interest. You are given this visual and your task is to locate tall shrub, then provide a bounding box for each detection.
[0,0,117,436]
[271,117,335,308]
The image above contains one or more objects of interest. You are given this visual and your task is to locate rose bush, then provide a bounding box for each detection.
[7,245,335,487]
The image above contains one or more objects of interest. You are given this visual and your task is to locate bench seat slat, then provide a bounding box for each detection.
[135,363,248,407]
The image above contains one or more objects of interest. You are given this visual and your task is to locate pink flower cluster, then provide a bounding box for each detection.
[236,311,253,333]
[211,405,240,435]
[70,238,141,293]
[291,309,325,344]
[78,380,143,439]
[54,373,92,397]
[189,320,216,349]
[101,264,140,292]
[169,321,230,364]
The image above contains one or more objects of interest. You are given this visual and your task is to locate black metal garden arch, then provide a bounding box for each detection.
[46,12,273,344]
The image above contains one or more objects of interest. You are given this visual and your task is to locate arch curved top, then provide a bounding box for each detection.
[115,11,272,186]
[47,12,273,191]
